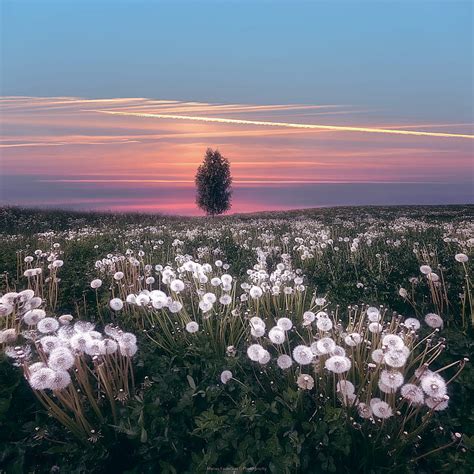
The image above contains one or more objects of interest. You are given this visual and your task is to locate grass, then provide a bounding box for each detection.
[0,205,473,473]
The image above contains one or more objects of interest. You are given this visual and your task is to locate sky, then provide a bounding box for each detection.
[0,0,473,214]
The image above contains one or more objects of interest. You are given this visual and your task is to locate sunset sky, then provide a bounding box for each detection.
[1,1,473,214]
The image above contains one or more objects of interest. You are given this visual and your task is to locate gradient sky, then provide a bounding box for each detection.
[1,1,473,214]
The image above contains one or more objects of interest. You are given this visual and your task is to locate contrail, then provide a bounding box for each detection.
[91,110,474,139]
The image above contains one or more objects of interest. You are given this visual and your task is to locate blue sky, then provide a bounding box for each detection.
[2,1,472,121]
[1,1,472,213]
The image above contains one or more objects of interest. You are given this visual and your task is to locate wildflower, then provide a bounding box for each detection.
[135,294,150,306]
[316,317,333,331]
[268,327,285,344]
[366,307,381,322]
[109,298,124,311]
[426,395,449,411]
[28,362,46,374]
[247,344,264,362]
[325,355,351,373]
[277,354,293,369]
[404,318,420,330]
[297,374,314,390]
[315,297,326,306]
[371,349,384,363]
[344,333,362,347]
[100,339,118,354]
[37,317,59,334]
[398,288,408,300]
[303,311,315,325]
[357,402,372,419]
[384,349,408,368]
[186,321,199,333]
[0,304,14,317]
[219,294,232,305]
[420,373,447,397]
[113,272,124,280]
[50,370,71,391]
[293,345,314,365]
[336,380,355,395]
[371,400,393,419]
[380,370,404,391]
[400,384,424,405]
[170,279,185,292]
[382,334,404,351]
[0,329,17,344]
[70,333,91,352]
[119,341,138,357]
[48,347,75,371]
[277,317,293,331]
[250,316,265,329]
[29,367,56,390]
[90,279,102,289]
[169,301,183,313]
[199,300,213,313]
[249,286,263,299]
[23,309,46,325]
[220,370,233,384]
[226,345,236,357]
[316,337,336,354]
[258,349,271,364]
[424,313,443,328]
[221,274,233,285]
[251,325,265,337]
[39,336,61,353]
[74,321,95,333]
[368,322,383,333]
[455,253,468,263]
[18,289,34,302]
[420,265,432,275]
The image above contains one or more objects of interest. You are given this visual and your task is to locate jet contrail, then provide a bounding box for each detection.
[91,110,474,139]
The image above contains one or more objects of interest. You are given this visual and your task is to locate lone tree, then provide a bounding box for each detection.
[195,148,233,216]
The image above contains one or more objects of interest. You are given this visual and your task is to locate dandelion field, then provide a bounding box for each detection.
[0,205,473,473]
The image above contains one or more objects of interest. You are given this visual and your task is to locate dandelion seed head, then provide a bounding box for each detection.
[297,374,314,390]
[277,317,293,331]
[37,317,59,334]
[400,383,424,405]
[424,313,443,328]
[325,355,351,373]
[455,253,468,263]
[277,354,293,369]
[247,344,264,362]
[186,321,199,334]
[220,370,233,384]
[48,347,75,371]
[316,337,336,355]
[420,373,447,397]
[29,367,56,390]
[371,400,393,419]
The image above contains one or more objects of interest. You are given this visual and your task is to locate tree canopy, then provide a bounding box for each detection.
[195,148,232,216]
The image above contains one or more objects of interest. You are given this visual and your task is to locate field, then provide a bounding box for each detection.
[0,205,473,473]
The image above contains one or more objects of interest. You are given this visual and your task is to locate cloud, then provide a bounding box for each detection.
[91,110,474,139]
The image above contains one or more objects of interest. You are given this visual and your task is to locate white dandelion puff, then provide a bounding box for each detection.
[277,354,293,369]
[186,321,199,333]
[48,347,75,371]
[325,356,351,374]
[37,317,59,334]
[220,370,233,384]
[292,345,314,365]
[268,327,285,344]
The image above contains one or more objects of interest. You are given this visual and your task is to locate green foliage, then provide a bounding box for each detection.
[0,206,473,473]
[195,148,233,216]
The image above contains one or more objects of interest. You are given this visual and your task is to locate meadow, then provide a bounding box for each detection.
[0,205,473,473]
